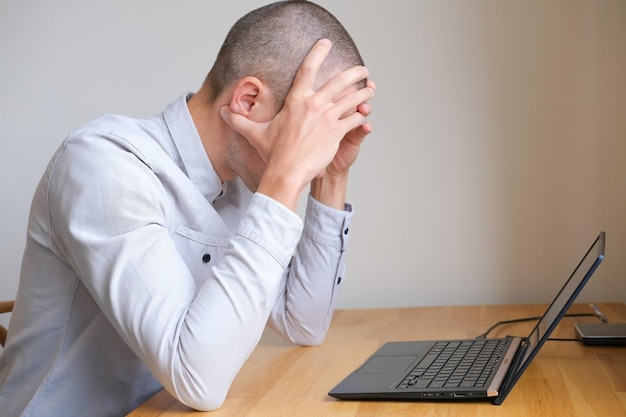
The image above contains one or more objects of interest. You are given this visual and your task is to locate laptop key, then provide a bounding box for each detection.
[417,353,439,369]
[414,378,432,388]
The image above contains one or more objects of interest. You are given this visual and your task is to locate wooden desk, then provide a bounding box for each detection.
[128,303,626,417]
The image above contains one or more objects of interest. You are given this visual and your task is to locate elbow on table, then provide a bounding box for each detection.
[177,389,228,412]
[287,327,328,347]
[170,377,230,412]
[269,313,331,346]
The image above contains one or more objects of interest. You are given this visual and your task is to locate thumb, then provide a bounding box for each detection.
[219,105,269,158]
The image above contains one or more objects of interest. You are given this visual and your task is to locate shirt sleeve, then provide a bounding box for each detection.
[267,193,354,345]
[46,132,304,411]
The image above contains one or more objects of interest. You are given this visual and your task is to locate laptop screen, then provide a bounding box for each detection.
[519,231,605,370]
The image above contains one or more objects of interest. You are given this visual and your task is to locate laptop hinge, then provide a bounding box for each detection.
[485,337,522,397]
[493,337,530,405]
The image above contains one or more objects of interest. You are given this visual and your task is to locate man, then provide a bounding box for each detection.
[0,1,374,415]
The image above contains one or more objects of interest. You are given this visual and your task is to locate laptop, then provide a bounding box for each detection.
[329,231,605,405]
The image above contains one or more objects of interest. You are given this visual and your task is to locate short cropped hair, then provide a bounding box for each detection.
[204,0,365,110]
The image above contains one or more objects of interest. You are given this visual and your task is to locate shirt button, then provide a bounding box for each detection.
[343,228,349,235]
[202,253,211,263]
[337,276,342,285]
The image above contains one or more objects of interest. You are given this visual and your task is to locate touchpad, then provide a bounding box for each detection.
[357,356,417,374]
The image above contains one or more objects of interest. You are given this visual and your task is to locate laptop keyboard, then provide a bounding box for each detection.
[397,339,509,390]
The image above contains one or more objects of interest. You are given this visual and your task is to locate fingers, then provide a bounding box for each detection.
[219,105,270,158]
[337,89,374,141]
[332,83,375,125]
[291,38,370,103]
[219,105,251,135]
[321,65,371,99]
[289,37,373,125]
[340,124,371,155]
[290,39,333,99]
[357,101,372,118]
[337,107,369,137]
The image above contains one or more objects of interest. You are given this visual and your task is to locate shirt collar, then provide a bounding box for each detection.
[162,93,223,203]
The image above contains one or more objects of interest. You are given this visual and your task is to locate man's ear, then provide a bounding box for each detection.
[229,77,275,122]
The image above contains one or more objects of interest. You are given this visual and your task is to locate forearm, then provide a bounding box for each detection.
[133,195,303,410]
[268,194,353,345]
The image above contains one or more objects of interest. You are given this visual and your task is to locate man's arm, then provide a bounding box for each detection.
[268,194,353,345]
[47,133,301,411]
[220,40,374,345]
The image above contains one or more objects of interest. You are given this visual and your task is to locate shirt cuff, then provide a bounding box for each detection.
[238,193,304,269]
[303,194,354,250]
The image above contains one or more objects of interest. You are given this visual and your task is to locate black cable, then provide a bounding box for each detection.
[477,316,543,339]
[477,309,607,342]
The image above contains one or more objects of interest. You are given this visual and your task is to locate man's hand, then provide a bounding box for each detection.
[219,39,375,211]
[310,79,375,209]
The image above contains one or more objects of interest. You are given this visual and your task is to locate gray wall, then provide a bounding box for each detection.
[1,0,625,333]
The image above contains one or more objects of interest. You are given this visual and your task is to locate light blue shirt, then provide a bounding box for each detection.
[0,94,353,416]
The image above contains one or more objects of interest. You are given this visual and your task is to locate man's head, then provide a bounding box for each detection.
[189,1,367,193]
[204,0,364,111]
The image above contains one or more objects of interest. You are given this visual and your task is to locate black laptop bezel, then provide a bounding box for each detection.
[493,231,605,404]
